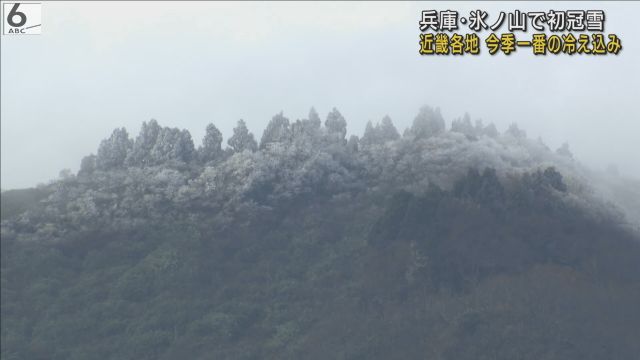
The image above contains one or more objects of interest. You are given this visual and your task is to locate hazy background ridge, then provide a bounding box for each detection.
[2,1,639,189]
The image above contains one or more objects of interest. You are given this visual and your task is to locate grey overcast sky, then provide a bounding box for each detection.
[1,1,639,189]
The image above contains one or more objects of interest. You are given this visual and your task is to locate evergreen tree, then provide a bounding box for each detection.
[407,106,445,139]
[556,142,573,159]
[127,119,161,166]
[150,127,195,164]
[96,128,132,170]
[228,119,258,153]
[199,123,224,163]
[260,112,291,149]
[451,113,475,136]
[379,115,400,141]
[308,107,321,129]
[78,154,97,176]
[347,135,359,153]
[506,123,527,139]
[325,108,347,141]
[482,123,499,138]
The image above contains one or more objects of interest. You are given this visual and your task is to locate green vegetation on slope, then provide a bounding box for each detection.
[2,168,639,360]
[1,188,50,221]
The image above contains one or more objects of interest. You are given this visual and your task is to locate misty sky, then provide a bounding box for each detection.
[1,1,639,189]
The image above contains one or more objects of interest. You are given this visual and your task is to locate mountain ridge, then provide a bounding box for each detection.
[2,106,639,359]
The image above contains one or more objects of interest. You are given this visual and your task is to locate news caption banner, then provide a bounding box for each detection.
[2,2,41,35]
[419,9,622,56]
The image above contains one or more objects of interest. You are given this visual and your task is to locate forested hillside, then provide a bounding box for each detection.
[2,106,639,359]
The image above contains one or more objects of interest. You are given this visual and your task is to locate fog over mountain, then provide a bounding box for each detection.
[2,2,640,189]
[1,107,639,359]
[2,2,639,359]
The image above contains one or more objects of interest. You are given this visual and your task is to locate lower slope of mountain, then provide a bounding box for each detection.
[2,107,639,359]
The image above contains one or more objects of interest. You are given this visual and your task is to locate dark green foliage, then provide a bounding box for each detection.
[453,168,505,207]
[2,166,639,359]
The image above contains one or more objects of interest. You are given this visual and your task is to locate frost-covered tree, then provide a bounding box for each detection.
[228,119,258,153]
[482,123,499,138]
[291,108,323,143]
[406,106,445,139]
[150,127,195,164]
[362,116,400,147]
[347,135,359,153]
[325,108,347,141]
[506,123,527,139]
[127,119,161,166]
[59,169,74,181]
[96,128,133,170]
[361,121,377,146]
[49,104,634,230]
[379,115,400,141]
[198,123,223,163]
[260,112,291,149]
[178,130,196,161]
[308,107,322,129]
[556,142,573,159]
[451,113,475,137]
[78,154,97,176]
[291,119,310,140]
